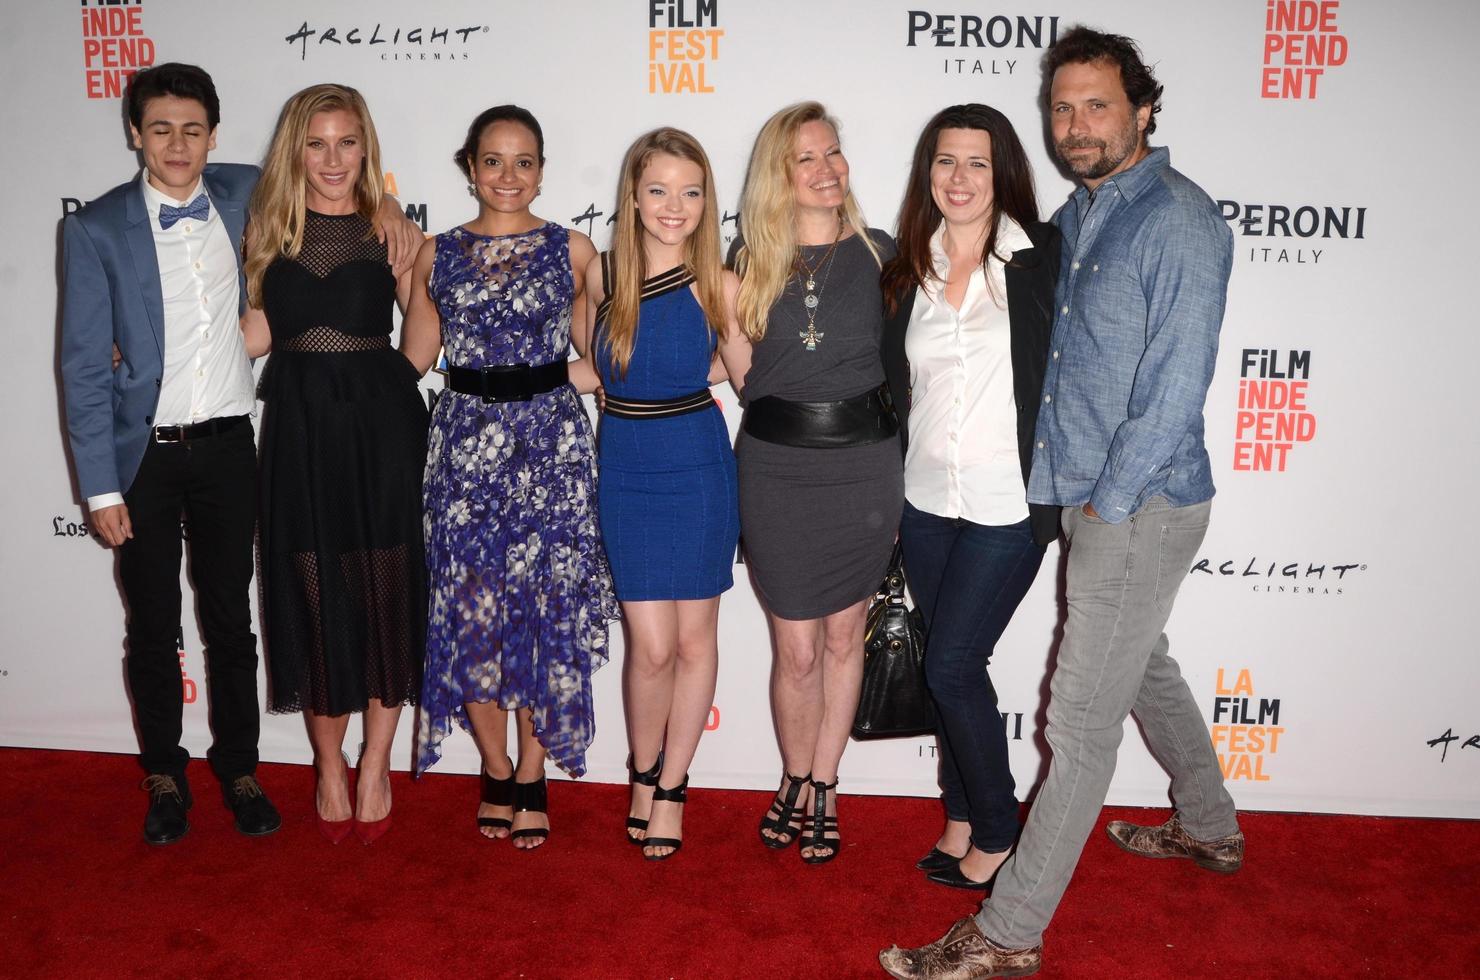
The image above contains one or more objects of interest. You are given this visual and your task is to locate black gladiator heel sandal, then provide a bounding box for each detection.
[642,775,689,862]
[626,753,664,845]
[476,757,514,838]
[758,770,811,849]
[800,778,840,865]
[511,777,551,848]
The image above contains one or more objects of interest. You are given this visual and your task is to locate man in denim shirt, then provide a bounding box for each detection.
[883,28,1242,980]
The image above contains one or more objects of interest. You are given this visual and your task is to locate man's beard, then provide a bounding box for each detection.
[1056,118,1139,180]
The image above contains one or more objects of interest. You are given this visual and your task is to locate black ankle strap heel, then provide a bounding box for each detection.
[643,775,689,861]
[626,753,664,845]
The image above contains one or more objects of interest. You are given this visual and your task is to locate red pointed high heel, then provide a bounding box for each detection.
[353,775,393,845]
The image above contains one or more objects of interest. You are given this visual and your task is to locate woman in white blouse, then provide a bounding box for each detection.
[880,103,1062,890]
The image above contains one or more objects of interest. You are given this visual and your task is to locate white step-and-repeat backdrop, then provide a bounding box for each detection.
[3,1,1476,819]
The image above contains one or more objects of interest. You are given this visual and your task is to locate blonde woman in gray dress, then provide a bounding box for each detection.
[730,102,904,864]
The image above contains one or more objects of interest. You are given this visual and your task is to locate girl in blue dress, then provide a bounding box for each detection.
[401,106,616,849]
[584,128,749,860]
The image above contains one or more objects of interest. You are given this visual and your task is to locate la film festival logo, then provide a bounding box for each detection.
[80,0,154,100]
[905,11,1061,76]
[647,0,723,94]
[284,19,490,62]
[1219,199,1368,266]
[1210,669,1282,782]
[1233,347,1316,472]
[1262,0,1349,99]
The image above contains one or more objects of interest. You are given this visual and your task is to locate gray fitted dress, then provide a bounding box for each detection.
[734,229,905,620]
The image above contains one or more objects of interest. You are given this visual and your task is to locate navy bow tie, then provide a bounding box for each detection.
[159,194,209,230]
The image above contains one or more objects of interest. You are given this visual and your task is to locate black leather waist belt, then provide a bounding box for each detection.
[153,415,249,444]
[741,384,899,449]
[603,389,715,420]
[447,360,569,403]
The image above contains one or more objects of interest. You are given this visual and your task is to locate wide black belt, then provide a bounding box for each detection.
[446,360,569,403]
[603,389,715,420]
[741,384,899,449]
[152,414,249,444]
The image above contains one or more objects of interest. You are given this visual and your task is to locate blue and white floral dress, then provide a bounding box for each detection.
[415,222,617,777]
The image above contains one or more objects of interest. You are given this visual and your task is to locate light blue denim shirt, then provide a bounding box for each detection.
[1027,147,1233,523]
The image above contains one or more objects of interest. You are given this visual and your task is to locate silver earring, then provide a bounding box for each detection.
[467,183,476,196]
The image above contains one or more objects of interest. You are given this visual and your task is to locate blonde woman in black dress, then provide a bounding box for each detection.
[731,102,904,864]
[242,84,427,844]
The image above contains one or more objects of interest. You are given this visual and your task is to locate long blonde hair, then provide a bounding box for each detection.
[244,83,385,307]
[602,127,728,376]
[733,101,881,342]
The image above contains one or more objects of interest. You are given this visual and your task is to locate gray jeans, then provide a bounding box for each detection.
[976,497,1238,949]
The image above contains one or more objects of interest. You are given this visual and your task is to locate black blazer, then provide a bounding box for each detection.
[882,220,1063,546]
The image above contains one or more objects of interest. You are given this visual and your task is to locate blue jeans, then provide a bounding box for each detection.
[900,500,1046,853]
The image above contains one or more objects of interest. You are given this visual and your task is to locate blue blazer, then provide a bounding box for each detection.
[60,163,260,499]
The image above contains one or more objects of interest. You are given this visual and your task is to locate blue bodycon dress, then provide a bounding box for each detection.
[595,264,739,601]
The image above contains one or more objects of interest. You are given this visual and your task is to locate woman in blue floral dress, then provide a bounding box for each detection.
[401,105,617,848]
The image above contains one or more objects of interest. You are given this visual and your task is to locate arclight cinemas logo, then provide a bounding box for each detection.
[905,11,1060,76]
[284,21,490,62]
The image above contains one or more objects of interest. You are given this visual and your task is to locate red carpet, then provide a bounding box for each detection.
[2,748,1476,979]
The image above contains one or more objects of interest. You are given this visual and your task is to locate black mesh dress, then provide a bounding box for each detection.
[257,210,429,715]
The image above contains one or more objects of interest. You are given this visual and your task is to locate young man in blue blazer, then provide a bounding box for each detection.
[61,63,278,845]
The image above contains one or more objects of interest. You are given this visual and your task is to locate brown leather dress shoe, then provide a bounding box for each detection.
[879,917,1041,979]
[1104,813,1244,873]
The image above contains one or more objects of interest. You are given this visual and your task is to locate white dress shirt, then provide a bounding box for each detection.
[86,173,255,512]
[903,216,1031,526]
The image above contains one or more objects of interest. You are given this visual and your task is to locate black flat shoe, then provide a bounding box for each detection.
[643,775,688,862]
[143,774,192,846]
[916,846,966,872]
[222,775,281,837]
[626,753,663,845]
[477,757,514,838]
[511,777,550,848]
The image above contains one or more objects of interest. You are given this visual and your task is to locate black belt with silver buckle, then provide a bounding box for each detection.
[446,360,570,403]
[152,415,249,444]
[602,389,715,420]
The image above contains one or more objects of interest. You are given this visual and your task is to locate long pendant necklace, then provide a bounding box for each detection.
[796,222,843,351]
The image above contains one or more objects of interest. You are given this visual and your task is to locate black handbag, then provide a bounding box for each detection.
[852,542,935,739]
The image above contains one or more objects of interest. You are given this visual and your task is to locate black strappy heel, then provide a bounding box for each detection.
[626,753,663,845]
[801,778,840,865]
[511,777,550,848]
[642,775,688,861]
[476,758,514,838]
[758,770,811,849]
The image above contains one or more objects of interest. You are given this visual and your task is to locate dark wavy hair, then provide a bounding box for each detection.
[453,104,545,177]
[881,103,1039,314]
[1043,26,1163,136]
[126,62,220,130]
